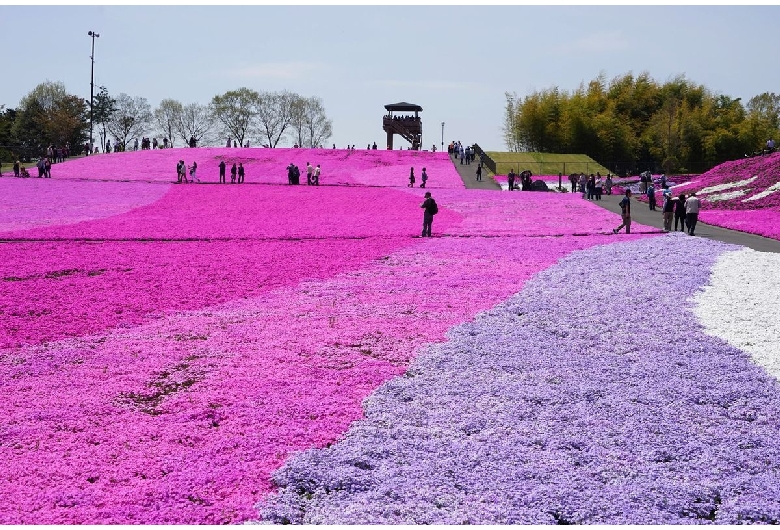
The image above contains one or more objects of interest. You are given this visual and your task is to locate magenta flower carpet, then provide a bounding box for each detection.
[2,148,780,524]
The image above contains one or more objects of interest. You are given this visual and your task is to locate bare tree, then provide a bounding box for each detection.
[107,93,151,149]
[257,90,296,148]
[302,96,332,148]
[153,98,183,147]
[211,87,260,147]
[176,102,215,146]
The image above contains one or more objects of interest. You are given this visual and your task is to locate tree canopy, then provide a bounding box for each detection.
[505,72,780,174]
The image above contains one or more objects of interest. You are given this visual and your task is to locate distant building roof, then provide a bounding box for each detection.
[384,102,423,112]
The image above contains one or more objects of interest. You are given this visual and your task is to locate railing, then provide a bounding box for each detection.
[472,144,496,174]
[382,117,420,144]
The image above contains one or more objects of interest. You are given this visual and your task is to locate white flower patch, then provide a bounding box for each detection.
[706,189,749,202]
[693,248,780,380]
[743,181,780,202]
[699,175,758,195]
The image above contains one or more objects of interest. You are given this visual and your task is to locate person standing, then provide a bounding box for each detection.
[476,163,483,182]
[219,160,226,183]
[507,169,516,191]
[408,167,415,187]
[569,173,577,193]
[685,192,701,236]
[420,167,428,188]
[13,160,20,178]
[237,163,245,183]
[647,182,657,210]
[662,191,675,232]
[420,191,438,237]
[674,193,687,232]
[594,174,603,200]
[613,190,632,234]
[306,162,313,185]
[605,174,613,195]
[313,164,321,185]
[230,163,237,184]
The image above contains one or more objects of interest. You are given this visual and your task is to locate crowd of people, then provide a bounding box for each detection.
[507,169,538,192]
[285,162,321,185]
[448,141,477,165]
[613,174,702,236]
[569,172,614,198]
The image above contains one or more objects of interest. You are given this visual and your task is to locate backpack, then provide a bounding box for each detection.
[293,166,300,178]
[430,200,438,215]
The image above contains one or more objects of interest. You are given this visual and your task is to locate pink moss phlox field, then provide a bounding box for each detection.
[42,148,465,188]
[0,151,653,523]
[1,186,464,348]
[0,179,170,232]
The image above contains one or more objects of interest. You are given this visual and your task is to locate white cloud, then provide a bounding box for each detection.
[227,62,327,80]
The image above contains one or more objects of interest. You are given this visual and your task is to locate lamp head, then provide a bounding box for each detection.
[88,31,100,37]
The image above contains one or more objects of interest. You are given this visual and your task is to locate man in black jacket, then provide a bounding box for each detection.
[420,192,438,237]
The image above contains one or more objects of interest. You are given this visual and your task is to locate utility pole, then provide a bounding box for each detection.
[88,30,100,155]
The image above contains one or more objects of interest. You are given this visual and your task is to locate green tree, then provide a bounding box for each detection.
[211,87,260,147]
[92,86,116,152]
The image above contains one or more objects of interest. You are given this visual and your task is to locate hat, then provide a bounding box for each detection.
[424,192,431,197]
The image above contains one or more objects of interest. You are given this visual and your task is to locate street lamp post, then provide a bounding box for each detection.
[441,122,444,154]
[88,30,100,155]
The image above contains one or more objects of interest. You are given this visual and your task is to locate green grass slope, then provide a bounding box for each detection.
[486,152,610,176]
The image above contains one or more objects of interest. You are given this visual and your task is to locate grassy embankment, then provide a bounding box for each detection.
[486,152,610,176]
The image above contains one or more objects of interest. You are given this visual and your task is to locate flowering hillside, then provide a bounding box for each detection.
[3,149,780,524]
[43,147,465,188]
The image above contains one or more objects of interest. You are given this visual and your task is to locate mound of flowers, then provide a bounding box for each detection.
[0,156,661,524]
[38,148,465,188]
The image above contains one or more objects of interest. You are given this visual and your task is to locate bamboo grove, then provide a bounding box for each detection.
[504,72,780,175]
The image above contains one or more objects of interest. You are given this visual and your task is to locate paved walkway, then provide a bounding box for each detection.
[449,155,780,253]
[580,192,780,253]
[449,154,501,190]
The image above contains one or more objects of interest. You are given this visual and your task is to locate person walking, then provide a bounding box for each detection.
[476,163,483,182]
[613,190,633,234]
[408,167,415,187]
[662,191,675,232]
[189,161,200,183]
[420,191,438,237]
[674,193,687,232]
[420,167,428,188]
[313,164,321,185]
[219,160,226,183]
[237,163,245,183]
[230,163,237,184]
[44,158,52,178]
[605,174,613,195]
[647,182,657,210]
[685,192,701,236]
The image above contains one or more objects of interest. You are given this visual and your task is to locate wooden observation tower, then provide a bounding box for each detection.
[383,102,422,150]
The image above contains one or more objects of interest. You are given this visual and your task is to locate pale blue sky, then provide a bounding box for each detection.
[2,5,778,151]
